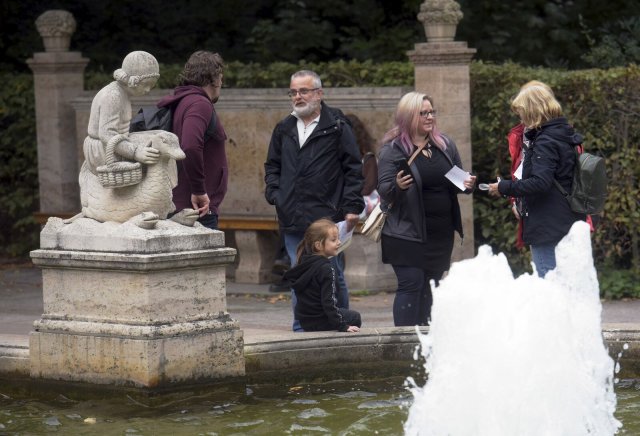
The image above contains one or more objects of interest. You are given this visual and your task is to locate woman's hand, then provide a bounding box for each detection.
[511,203,521,219]
[464,174,477,190]
[488,182,501,198]
[346,325,360,333]
[396,170,413,190]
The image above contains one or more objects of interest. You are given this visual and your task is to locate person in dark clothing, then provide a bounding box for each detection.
[488,81,585,277]
[378,92,476,327]
[264,70,364,331]
[283,219,361,333]
[157,51,227,229]
[346,113,380,218]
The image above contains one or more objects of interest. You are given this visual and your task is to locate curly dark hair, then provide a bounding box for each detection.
[178,51,224,87]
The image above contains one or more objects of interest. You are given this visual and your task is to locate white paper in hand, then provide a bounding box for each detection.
[336,220,354,254]
[445,165,471,191]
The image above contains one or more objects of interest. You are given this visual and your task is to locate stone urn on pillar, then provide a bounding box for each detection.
[417,0,463,43]
[35,10,76,52]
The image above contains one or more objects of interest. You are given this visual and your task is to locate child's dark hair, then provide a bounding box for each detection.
[296,219,337,263]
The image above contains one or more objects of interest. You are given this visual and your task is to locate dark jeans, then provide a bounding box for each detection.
[391,265,439,327]
[198,212,218,230]
[302,308,362,332]
[531,243,556,278]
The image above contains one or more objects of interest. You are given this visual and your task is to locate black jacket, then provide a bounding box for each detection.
[499,117,585,245]
[283,254,348,331]
[264,102,364,232]
[377,136,467,243]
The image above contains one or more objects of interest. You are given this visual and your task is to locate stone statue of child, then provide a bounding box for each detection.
[82,50,161,179]
[69,51,199,229]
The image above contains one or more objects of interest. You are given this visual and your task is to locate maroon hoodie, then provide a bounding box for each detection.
[157,85,228,214]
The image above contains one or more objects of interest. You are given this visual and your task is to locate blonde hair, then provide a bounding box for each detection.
[382,92,445,155]
[511,81,562,128]
[296,219,337,263]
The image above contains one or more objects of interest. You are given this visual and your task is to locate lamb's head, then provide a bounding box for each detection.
[150,131,185,161]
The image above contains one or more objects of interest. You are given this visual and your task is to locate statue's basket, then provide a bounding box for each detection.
[96,133,142,188]
[97,161,142,188]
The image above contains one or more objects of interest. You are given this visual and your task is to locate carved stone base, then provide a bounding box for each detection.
[29,218,244,387]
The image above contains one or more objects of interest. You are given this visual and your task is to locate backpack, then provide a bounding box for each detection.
[129,106,173,133]
[553,145,607,215]
[129,104,218,139]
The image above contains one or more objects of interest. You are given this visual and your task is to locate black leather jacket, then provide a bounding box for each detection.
[264,102,364,232]
[377,136,467,243]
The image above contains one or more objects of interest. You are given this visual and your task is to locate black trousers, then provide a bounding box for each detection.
[392,265,440,326]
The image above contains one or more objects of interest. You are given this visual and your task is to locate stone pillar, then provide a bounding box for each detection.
[26,10,88,215]
[30,219,244,388]
[408,0,476,261]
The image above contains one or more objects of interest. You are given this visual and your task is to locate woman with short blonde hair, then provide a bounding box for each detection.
[489,81,586,277]
[511,83,563,129]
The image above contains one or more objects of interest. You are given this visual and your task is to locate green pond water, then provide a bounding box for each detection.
[1,378,639,435]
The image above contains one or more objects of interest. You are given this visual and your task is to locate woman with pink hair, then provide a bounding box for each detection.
[377,92,476,326]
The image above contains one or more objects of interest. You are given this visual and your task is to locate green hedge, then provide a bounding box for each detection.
[1,61,638,297]
[84,60,416,90]
[0,73,39,257]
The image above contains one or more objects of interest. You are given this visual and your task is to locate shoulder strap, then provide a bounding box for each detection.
[553,145,580,197]
[408,141,428,166]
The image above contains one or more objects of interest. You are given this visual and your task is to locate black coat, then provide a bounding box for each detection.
[377,136,466,243]
[499,117,585,245]
[283,254,348,332]
[264,102,364,232]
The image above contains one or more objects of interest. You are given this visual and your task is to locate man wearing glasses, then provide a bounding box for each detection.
[158,50,226,229]
[264,70,364,331]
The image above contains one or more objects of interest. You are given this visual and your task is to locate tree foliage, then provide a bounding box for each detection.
[2,0,639,72]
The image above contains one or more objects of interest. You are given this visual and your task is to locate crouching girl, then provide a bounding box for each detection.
[283,219,362,333]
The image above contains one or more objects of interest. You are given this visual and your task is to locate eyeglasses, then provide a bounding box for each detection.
[287,88,320,98]
[419,110,437,118]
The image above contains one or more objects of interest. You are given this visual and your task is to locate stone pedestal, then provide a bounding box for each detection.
[408,41,476,261]
[344,234,396,292]
[29,218,244,388]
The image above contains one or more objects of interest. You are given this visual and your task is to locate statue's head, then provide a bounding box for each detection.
[114,51,160,96]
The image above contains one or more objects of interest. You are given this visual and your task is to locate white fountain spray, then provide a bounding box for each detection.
[405,221,622,435]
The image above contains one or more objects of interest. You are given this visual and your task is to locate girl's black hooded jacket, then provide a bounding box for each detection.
[283,254,348,332]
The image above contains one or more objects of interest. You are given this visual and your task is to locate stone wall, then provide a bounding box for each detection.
[69,87,410,289]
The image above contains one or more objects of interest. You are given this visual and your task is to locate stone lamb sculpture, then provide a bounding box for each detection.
[67,50,199,229]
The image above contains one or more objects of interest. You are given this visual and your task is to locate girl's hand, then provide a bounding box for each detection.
[396,170,413,190]
[346,325,360,333]
[134,142,160,164]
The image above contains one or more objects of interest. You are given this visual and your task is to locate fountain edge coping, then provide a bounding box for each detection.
[1,325,639,382]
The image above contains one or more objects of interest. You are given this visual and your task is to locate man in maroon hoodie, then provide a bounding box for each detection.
[157,51,227,229]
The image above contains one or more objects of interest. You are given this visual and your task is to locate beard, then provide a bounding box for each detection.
[292,99,321,119]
